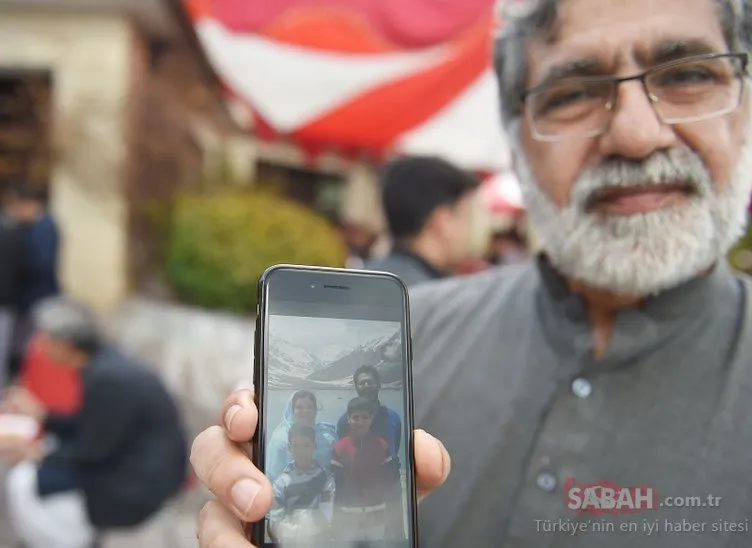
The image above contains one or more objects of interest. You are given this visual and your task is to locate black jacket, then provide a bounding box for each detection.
[42,347,188,529]
[0,216,26,308]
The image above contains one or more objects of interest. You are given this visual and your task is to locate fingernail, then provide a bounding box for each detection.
[231,478,261,516]
[225,405,242,431]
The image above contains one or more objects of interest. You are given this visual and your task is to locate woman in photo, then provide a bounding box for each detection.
[266,390,337,481]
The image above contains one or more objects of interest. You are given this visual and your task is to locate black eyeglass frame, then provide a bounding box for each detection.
[519,52,750,141]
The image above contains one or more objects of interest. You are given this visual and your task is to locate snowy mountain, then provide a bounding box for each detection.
[267,330,404,389]
[307,331,403,387]
[267,337,325,388]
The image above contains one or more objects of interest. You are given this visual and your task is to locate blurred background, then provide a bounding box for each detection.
[0,0,751,546]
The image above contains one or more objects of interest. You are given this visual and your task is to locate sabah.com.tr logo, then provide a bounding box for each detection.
[565,478,723,515]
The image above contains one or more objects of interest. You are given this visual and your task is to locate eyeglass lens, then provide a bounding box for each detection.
[527,55,745,139]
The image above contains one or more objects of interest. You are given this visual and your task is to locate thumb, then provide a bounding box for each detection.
[413,429,450,502]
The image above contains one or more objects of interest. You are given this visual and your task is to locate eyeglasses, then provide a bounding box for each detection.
[521,52,749,142]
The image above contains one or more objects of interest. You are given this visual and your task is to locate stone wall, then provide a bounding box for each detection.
[109,299,255,434]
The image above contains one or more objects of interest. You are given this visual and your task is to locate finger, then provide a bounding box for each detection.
[0,438,26,450]
[0,448,24,462]
[219,389,258,444]
[0,438,20,448]
[190,425,272,523]
[197,499,254,548]
[414,429,451,503]
[0,449,17,460]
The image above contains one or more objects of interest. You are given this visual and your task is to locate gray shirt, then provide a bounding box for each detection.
[409,256,752,547]
[366,248,446,287]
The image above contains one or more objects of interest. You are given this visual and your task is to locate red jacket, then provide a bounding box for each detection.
[21,335,82,415]
[330,433,395,508]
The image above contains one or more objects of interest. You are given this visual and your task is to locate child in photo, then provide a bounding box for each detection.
[268,424,336,542]
[330,396,400,541]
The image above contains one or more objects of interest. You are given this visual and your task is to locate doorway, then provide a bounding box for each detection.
[255,160,346,221]
[0,69,53,200]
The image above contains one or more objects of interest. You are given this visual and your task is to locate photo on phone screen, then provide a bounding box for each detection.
[253,267,416,548]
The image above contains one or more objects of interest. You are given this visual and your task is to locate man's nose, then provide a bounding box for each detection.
[598,82,676,159]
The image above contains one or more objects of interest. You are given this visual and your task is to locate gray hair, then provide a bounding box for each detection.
[33,296,103,353]
[493,0,752,129]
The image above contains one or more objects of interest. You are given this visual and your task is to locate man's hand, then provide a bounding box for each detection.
[1,387,46,422]
[191,388,450,548]
[0,437,45,464]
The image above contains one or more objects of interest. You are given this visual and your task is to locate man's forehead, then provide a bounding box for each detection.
[532,36,726,82]
[525,0,727,82]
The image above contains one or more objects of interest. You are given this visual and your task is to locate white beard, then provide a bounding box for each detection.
[512,126,752,297]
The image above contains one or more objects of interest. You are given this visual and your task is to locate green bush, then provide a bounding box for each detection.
[165,190,347,313]
[729,215,752,274]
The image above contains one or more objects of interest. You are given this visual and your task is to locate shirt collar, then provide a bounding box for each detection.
[536,252,734,316]
[392,245,448,280]
[534,252,740,368]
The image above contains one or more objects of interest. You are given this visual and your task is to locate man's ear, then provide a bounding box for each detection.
[425,205,451,236]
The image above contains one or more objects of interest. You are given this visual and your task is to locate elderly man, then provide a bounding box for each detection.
[0,297,188,548]
[189,0,752,546]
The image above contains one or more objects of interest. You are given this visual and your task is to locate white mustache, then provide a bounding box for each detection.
[573,149,713,210]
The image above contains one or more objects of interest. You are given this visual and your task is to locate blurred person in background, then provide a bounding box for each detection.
[486,224,528,266]
[333,217,379,269]
[188,0,752,547]
[0,199,25,387]
[4,185,60,379]
[0,296,188,548]
[366,156,489,286]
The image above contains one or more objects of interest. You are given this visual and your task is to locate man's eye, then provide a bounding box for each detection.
[656,68,716,86]
[536,85,605,116]
[543,89,590,110]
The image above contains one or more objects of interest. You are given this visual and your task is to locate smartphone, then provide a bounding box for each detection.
[251,264,418,548]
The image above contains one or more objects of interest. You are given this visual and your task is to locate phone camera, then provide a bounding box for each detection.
[309,284,316,289]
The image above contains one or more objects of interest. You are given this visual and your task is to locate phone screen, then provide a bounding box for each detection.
[254,267,416,548]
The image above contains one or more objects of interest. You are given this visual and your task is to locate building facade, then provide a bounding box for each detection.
[0,0,245,312]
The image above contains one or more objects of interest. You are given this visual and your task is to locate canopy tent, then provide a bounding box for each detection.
[185,0,510,172]
[483,170,524,214]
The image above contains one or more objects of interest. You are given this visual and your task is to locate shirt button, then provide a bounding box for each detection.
[572,377,592,399]
[536,471,558,492]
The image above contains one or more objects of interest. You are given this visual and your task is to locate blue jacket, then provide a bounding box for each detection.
[19,214,60,311]
[266,394,338,482]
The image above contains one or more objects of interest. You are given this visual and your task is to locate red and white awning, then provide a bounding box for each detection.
[185,0,510,172]
[483,171,524,213]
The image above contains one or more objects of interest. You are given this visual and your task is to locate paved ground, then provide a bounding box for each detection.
[0,298,255,548]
